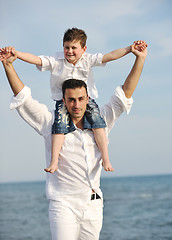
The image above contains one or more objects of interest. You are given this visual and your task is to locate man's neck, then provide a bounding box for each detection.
[73,118,84,130]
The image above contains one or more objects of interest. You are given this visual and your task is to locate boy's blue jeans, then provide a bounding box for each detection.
[52,98,106,134]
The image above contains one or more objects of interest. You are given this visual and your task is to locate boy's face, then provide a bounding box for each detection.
[63,41,87,65]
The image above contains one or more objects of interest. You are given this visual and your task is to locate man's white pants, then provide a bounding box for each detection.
[49,198,103,240]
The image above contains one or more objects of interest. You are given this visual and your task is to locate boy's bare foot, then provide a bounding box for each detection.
[102,160,114,172]
[44,163,58,173]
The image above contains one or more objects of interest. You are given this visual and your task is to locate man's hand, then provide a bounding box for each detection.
[0,46,17,64]
[131,41,147,59]
[133,40,148,52]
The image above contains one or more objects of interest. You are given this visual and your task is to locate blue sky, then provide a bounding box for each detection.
[0,0,171,183]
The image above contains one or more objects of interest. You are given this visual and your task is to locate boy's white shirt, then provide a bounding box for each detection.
[10,85,133,207]
[36,52,106,100]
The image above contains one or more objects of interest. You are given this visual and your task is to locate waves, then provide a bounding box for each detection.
[0,175,172,240]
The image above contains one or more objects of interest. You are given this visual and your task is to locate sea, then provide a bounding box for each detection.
[0,174,172,240]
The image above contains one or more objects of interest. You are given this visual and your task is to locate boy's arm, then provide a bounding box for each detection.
[16,50,42,65]
[102,46,131,63]
[102,40,147,63]
[0,46,42,66]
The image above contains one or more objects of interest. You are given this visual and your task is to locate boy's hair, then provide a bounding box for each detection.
[63,28,87,48]
[62,79,88,98]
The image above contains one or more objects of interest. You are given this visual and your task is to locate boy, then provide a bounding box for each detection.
[1,28,146,173]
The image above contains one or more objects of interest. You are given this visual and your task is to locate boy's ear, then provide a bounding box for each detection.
[83,45,87,53]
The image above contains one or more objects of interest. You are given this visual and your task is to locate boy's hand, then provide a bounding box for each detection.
[0,46,17,64]
[133,40,147,52]
[131,42,147,59]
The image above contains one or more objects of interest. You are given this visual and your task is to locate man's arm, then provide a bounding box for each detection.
[101,42,147,133]
[1,50,52,137]
[1,51,24,96]
[122,43,147,98]
[0,46,42,66]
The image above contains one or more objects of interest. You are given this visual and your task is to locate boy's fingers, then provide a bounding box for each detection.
[0,46,14,53]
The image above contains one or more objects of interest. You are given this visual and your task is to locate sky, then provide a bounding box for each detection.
[0,0,172,183]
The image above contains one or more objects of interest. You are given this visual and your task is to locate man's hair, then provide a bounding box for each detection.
[62,79,88,98]
[63,28,87,48]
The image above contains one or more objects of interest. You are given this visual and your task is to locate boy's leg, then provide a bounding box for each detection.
[44,133,64,173]
[92,128,114,172]
[85,98,114,172]
[46,99,75,173]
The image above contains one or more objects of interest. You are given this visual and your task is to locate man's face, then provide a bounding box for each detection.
[63,41,86,65]
[63,87,89,123]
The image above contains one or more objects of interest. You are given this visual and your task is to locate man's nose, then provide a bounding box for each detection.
[74,100,79,108]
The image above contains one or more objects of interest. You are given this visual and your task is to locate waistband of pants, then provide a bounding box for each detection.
[91,193,101,200]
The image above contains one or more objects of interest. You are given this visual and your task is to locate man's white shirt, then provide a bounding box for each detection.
[10,85,133,208]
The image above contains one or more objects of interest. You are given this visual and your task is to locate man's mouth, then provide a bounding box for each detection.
[73,109,80,114]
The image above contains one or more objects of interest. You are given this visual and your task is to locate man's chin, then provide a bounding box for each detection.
[72,114,82,118]
[71,113,83,119]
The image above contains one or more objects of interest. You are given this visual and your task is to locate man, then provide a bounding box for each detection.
[1,43,147,240]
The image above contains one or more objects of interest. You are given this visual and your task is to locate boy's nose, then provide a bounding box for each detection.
[68,48,72,53]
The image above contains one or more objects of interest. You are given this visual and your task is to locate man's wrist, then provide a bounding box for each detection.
[136,54,146,62]
[2,61,13,68]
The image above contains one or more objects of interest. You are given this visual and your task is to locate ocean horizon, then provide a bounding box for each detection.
[0,174,172,240]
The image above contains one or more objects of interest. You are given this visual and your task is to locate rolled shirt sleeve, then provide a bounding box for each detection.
[100,85,133,135]
[88,53,106,67]
[10,85,133,137]
[36,55,55,72]
[10,86,31,110]
[10,86,52,138]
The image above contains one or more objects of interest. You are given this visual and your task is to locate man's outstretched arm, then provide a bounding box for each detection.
[1,48,52,137]
[1,49,24,96]
[122,43,147,98]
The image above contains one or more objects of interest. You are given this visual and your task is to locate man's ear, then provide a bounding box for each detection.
[62,98,66,106]
[86,96,89,104]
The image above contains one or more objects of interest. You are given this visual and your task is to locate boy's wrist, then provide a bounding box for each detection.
[14,50,19,58]
[129,45,132,53]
